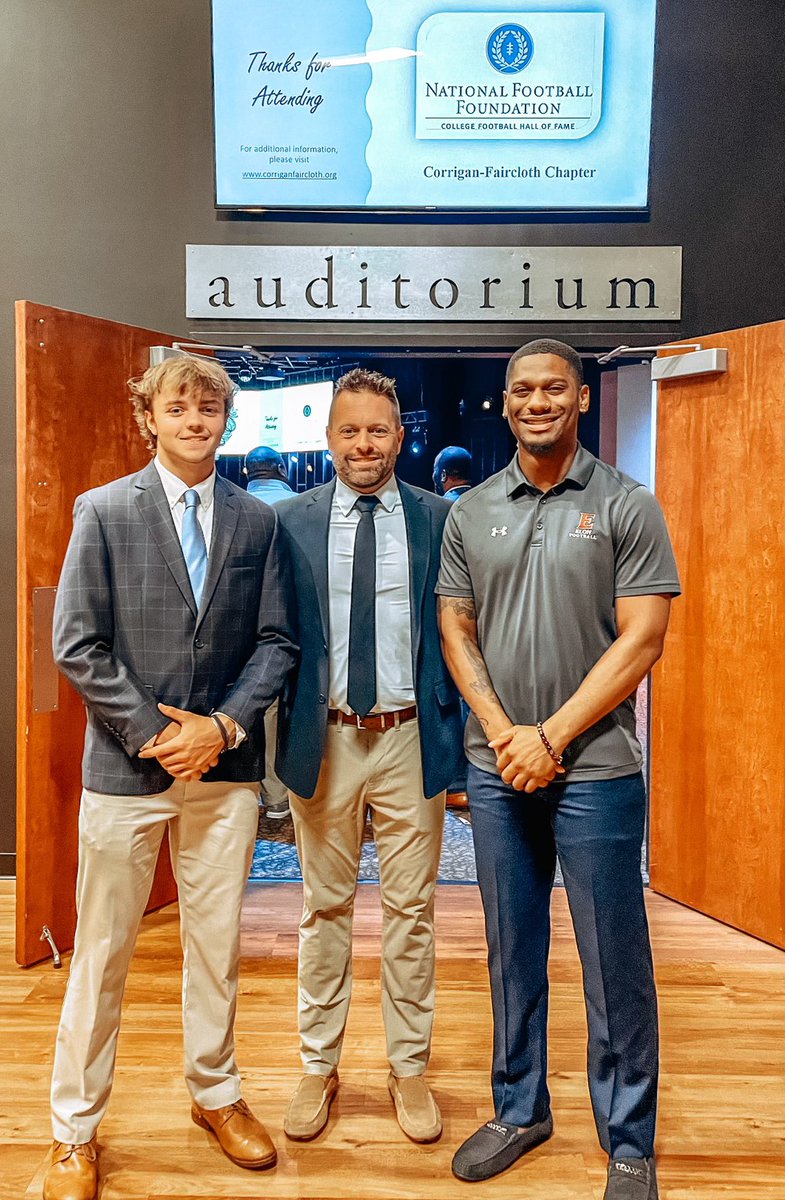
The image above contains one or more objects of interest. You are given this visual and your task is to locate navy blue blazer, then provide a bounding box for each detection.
[275,477,463,800]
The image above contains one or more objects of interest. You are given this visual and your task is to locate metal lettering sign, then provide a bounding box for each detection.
[186,245,681,322]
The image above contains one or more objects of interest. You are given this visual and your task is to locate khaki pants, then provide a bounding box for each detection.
[290,719,445,1077]
[50,779,259,1144]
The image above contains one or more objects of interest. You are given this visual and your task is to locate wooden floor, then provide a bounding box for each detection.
[2,880,784,1199]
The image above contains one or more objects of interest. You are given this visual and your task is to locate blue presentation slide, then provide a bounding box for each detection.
[212,0,656,210]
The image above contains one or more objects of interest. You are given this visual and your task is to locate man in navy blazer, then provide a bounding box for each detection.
[275,368,463,1146]
[44,357,297,1200]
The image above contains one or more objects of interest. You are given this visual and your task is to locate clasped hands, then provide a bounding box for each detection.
[488,724,566,793]
[138,703,228,781]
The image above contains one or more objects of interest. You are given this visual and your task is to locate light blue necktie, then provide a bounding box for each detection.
[182,488,208,607]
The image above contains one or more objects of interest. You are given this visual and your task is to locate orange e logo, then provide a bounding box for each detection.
[577,512,595,531]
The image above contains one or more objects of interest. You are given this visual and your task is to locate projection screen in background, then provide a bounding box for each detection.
[211,0,657,212]
[217,381,333,456]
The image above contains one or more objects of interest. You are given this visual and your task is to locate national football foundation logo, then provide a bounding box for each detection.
[486,24,534,74]
[569,512,598,541]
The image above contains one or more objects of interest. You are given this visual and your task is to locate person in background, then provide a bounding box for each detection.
[433,447,474,803]
[433,445,472,503]
[244,444,294,505]
[43,358,296,1200]
[275,368,463,1146]
[244,445,295,819]
[437,339,680,1200]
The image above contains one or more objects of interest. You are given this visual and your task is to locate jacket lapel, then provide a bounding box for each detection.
[305,478,335,641]
[134,462,196,617]
[197,474,239,625]
[399,482,431,672]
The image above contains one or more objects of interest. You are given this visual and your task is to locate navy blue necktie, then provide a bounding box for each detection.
[347,495,380,718]
[182,488,208,607]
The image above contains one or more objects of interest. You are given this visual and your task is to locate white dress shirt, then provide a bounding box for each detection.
[153,457,244,746]
[154,457,216,551]
[328,475,415,713]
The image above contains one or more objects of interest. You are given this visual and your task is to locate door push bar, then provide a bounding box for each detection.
[40,925,63,969]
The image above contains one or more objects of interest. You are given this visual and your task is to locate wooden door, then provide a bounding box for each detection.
[650,320,785,949]
[16,302,183,966]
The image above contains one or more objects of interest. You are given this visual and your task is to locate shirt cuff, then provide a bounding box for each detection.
[212,711,247,749]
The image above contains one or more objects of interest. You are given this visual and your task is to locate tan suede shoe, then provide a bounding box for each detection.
[284,1073,339,1140]
[42,1138,98,1200]
[191,1098,277,1169]
[387,1073,443,1142]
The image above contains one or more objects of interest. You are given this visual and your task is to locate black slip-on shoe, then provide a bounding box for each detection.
[451,1113,554,1182]
[604,1157,658,1199]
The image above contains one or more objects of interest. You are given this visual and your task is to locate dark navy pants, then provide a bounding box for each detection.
[468,764,658,1158]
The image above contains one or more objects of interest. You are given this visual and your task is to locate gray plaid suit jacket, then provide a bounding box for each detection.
[53,461,298,796]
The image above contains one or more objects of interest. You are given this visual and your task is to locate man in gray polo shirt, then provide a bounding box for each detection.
[437,339,680,1200]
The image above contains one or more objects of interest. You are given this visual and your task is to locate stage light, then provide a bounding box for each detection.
[259,366,286,380]
[482,399,492,410]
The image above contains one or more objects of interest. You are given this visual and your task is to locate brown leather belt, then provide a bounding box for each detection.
[327,705,417,733]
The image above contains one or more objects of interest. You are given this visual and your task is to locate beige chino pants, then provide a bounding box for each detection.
[50,779,259,1144]
[290,719,445,1077]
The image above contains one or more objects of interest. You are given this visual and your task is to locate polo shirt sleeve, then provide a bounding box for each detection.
[614,486,682,598]
[436,505,474,597]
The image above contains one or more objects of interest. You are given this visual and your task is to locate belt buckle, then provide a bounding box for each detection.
[350,711,402,732]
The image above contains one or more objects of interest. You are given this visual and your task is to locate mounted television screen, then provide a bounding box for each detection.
[212,0,656,212]
[217,380,332,456]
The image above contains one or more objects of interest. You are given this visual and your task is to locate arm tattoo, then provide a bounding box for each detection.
[438,595,476,620]
[462,633,495,698]
[439,594,496,717]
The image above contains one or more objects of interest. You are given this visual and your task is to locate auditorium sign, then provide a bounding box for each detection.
[186,245,681,322]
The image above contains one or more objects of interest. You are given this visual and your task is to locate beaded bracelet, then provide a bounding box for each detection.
[210,712,231,752]
[536,721,564,766]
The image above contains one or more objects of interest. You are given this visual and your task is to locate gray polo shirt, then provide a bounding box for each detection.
[436,445,681,780]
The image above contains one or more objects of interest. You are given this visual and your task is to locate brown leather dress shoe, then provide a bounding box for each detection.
[42,1138,98,1200]
[191,1098,277,1170]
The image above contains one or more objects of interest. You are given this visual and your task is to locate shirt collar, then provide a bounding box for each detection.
[505,443,596,498]
[154,457,216,511]
[247,478,292,494]
[334,474,400,516]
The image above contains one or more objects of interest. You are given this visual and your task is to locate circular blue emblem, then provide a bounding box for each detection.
[486,24,533,74]
[303,404,312,417]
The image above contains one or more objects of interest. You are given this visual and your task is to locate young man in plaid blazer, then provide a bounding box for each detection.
[43,357,296,1200]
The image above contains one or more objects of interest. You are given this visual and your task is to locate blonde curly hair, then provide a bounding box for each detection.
[128,356,236,454]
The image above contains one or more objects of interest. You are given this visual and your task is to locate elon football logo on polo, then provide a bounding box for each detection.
[569,512,598,540]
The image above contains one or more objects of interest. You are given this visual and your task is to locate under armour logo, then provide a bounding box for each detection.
[490,526,508,537]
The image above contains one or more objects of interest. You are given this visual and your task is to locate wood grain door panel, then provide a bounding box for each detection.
[650,320,785,949]
[16,302,182,966]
